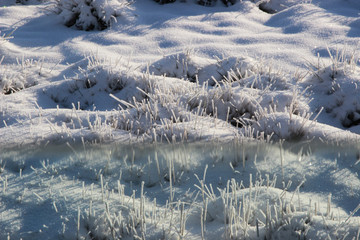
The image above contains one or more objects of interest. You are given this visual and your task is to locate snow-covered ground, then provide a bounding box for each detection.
[0,0,360,239]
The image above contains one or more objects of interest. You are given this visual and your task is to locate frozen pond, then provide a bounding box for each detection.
[1,141,360,239]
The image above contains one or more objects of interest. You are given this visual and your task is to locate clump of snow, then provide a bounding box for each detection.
[56,0,133,30]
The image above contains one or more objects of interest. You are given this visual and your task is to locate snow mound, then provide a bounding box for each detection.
[57,0,133,30]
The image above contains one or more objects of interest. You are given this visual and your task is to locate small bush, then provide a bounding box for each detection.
[56,0,132,31]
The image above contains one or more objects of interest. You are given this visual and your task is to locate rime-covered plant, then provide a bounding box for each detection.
[56,0,132,31]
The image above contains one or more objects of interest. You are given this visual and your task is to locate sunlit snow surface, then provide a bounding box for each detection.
[0,0,360,239]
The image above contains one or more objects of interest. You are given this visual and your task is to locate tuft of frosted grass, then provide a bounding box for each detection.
[0,56,52,94]
[56,0,133,30]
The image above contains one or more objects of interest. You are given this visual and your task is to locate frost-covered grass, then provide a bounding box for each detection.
[1,48,359,146]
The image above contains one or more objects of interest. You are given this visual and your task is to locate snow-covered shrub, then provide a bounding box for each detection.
[188,79,307,132]
[252,111,317,140]
[56,0,133,30]
[179,54,307,129]
[302,48,360,130]
[147,51,200,82]
[147,51,316,141]
[148,51,257,85]
[46,55,147,110]
[0,57,50,94]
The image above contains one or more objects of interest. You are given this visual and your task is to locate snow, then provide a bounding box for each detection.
[0,0,360,239]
